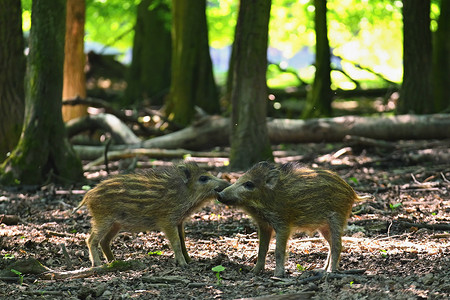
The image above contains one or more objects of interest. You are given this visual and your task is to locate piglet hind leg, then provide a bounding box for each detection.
[319,217,344,272]
[87,231,101,267]
[99,222,121,263]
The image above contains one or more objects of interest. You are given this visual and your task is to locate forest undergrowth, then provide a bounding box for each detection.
[1,140,449,299]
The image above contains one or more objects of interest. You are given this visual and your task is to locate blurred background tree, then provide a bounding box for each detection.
[165,0,219,127]
[432,0,449,113]
[302,0,332,118]
[6,0,446,178]
[0,0,25,161]
[62,0,88,122]
[228,0,273,170]
[1,0,83,185]
[397,0,432,114]
[124,0,172,107]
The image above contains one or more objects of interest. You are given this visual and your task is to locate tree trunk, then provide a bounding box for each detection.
[124,0,172,107]
[0,0,83,185]
[62,0,87,122]
[228,0,273,170]
[398,0,432,114]
[0,0,25,161]
[166,0,219,126]
[303,0,332,118]
[432,0,450,113]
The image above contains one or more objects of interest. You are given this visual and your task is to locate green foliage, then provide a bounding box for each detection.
[3,253,15,260]
[10,269,24,285]
[207,0,238,48]
[82,185,92,191]
[296,263,306,271]
[348,177,359,185]
[85,0,140,52]
[20,0,441,88]
[147,250,163,256]
[104,260,131,270]
[390,202,402,211]
[211,265,226,285]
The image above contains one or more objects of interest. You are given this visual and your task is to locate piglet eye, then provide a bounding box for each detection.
[243,181,255,190]
[198,175,210,183]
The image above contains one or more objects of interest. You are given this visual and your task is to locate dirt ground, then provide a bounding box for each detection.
[1,140,449,299]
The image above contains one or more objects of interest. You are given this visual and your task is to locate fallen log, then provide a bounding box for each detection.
[267,114,450,143]
[81,148,229,169]
[142,116,230,149]
[142,114,450,149]
[66,113,141,144]
[63,96,176,134]
[71,114,450,157]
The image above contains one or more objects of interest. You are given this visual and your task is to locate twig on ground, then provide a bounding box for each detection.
[60,244,73,270]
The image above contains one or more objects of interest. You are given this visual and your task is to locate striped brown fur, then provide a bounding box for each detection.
[77,162,230,267]
[217,161,370,277]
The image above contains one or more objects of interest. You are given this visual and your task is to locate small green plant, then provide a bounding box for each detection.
[147,251,163,256]
[349,177,359,185]
[10,269,24,285]
[211,265,226,285]
[3,253,15,260]
[296,263,306,271]
[81,185,91,191]
[380,249,388,258]
[389,203,402,211]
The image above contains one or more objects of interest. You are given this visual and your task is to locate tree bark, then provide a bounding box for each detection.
[124,0,171,106]
[303,0,332,118]
[62,0,87,122]
[166,0,219,126]
[398,0,432,114]
[432,0,450,113]
[229,0,273,170]
[0,0,25,161]
[0,0,83,185]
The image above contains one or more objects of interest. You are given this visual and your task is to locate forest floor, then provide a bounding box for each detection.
[1,140,449,299]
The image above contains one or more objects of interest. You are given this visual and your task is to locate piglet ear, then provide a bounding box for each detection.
[177,165,191,184]
[265,169,280,189]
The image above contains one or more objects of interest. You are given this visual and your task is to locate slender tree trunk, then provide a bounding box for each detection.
[62,0,87,122]
[125,0,172,107]
[432,0,450,113]
[166,0,219,127]
[398,0,432,114]
[0,0,83,185]
[0,0,25,161]
[229,0,273,170]
[303,0,332,118]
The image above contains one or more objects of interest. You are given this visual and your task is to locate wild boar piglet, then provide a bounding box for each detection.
[218,161,369,277]
[77,162,230,267]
